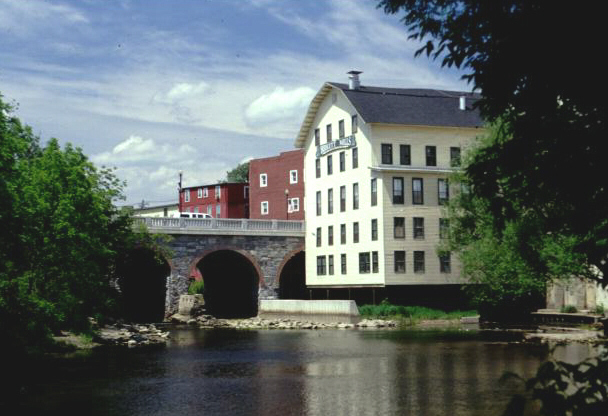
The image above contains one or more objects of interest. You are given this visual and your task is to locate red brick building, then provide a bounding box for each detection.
[180,182,249,218]
[249,149,304,220]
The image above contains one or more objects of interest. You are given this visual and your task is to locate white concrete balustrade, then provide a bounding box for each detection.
[133,216,305,236]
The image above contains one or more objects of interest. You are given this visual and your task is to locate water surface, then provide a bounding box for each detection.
[15,327,597,415]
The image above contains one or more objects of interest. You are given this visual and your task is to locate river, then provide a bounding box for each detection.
[14,326,598,415]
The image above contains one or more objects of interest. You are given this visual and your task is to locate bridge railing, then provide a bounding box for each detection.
[133,217,305,233]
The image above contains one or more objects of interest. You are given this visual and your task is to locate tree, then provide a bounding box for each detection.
[223,161,249,183]
[0,93,147,354]
[378,1,607,281]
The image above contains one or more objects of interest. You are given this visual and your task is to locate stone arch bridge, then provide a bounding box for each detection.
[133,217,305,317]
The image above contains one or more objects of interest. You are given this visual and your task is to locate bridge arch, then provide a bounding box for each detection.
[276,246,307,299]
[191,247,263,318]
[117,247,171,323]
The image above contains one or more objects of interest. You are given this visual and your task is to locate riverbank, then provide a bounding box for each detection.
[53,323,170,350]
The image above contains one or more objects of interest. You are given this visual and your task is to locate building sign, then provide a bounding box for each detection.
[316,135,357,158]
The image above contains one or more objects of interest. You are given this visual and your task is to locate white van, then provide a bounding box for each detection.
[180,212,212,219]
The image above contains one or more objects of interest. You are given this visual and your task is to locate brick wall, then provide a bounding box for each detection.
[249,149,304,220]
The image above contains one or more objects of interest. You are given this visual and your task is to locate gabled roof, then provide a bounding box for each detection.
[294,82,484,148]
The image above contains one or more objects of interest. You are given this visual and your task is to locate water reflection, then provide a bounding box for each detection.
[14,328,600,416]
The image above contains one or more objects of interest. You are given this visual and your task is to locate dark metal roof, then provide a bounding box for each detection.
[329,82,484,128]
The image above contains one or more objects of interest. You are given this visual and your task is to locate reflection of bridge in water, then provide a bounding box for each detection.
[131,217,306,319]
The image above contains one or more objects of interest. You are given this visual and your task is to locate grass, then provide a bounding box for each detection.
[358,300,477,322]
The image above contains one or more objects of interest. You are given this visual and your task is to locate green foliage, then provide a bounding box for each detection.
[594,304,604,315]
[560,305,578,314]
[502,350,608,416]
[359,300,476,321]
[188,280,205,295]
[0,93,155,353]
[223,161,249,183]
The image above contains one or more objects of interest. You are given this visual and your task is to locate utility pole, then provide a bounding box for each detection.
[178,170,183,213]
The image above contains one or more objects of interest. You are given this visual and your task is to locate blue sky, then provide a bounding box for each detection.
[0,0,470,206]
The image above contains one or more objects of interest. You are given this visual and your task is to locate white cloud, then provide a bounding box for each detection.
[0,0,89,37]
[245,86,315,126]
[92,135,196,165]
[154,81,211,104]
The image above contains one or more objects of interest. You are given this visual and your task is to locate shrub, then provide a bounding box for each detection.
[594,304,605,315]
[560,304,578,313]
[188,280,205,295]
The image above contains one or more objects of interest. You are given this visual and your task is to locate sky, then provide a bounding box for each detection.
[0,0,471,207]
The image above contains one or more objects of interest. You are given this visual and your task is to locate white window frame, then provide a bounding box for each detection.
[260,173,268,187]
[289,170,298,184]
[197,188,203,198]
[288,197,300,213]
[215,185,221,199]
[261,201,269,215]
[203,187,208,198]
[184,190,190,202]
[216,203,221,218]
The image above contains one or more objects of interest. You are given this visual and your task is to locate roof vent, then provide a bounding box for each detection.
[347,70,362,90]
[459,95,466,111]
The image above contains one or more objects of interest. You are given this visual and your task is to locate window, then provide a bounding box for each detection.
[216,203,221,218]
[326,123,332,142]
[381,143,393,164]
[394,217,405,239]
[203,187,208,198]
[184,190,190,202]
[215,185,221,199]
[316,191,321,216]
[328,255,334,275]
[316,227,322,247]
[438,179,449,205]
[317,256,326,275]
[341,254,347,274]
[288,198,299,212]
[353,183,359,210]
[450,147,461,167]
[412,178,424,205]
[207,205,212,215]
[260,174,268,187]
[400,144,411,165]
[440,218,450,239]
[244,186,249,199]
[353,222,359,243]
[327,155,333,175]
[352,114,358,134]
[328,226,334,246]
[314,128,320,146]
[372,251,379,273]
[327,188,333,214]
[393,177,404,204]
[290,170,298,184]
[339,119,345,138]
[316,159,321,178]
[352,147,358,168]
[394,251,406,273]
[371,219,378,241]
[414,251,425,273]
[359,252,371,273]
[261,201,269,215]
[426,146,436,166]
[340,186,346,212]
[371,178,377,206]
[440,252,451,273]
[339,151,345,172]
[413,217,424,239]
[340,224,346,244]
[197,188,203,198]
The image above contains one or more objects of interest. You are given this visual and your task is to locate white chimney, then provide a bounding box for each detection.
[459,95,466,111]
[347,70,362,90]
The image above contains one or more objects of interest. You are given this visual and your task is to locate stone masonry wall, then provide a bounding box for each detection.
[164,233,304,317]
